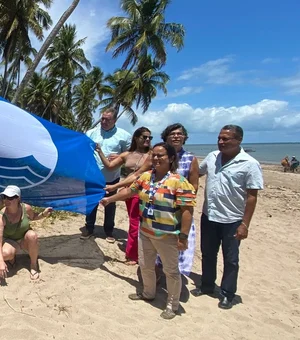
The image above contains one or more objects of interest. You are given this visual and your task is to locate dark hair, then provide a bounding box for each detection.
[128,127,151,152]
[161,123,189,144]
[152,142,178,173]
[222,125,243,141]
[103,107,118,120]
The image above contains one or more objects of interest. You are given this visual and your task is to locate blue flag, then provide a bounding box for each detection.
[0,97,105,214]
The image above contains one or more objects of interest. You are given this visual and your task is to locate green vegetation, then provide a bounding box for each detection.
[0,0,185,130]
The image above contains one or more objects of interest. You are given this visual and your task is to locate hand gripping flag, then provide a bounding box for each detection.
[0,97,106,214]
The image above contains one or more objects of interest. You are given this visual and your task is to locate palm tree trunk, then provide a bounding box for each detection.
[41,78,64,118]
[12,0,80,105]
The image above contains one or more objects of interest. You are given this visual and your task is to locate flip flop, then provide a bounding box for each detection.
[125,260,138,266]
[30,268,39,280]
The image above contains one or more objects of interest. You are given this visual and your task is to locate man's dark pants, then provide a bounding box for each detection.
[85,178,120,237]
[200,213,241,300]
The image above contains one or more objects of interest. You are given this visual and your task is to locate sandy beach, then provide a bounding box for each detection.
[1,164,300,340]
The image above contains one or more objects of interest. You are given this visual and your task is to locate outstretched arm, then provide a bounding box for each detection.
[95,144,127,170]
[105,155,152,192]
[25,204,53,221]
[100,188,134,206]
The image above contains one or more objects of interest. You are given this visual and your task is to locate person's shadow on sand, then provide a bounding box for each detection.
[186,271,243,306]
[99,263,186,314]
[17,230,242,309]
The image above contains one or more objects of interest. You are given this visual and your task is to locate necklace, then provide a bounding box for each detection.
[147,170,171,215]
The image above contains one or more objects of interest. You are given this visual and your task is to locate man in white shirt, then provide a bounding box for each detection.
[191,125,263,309]
[81,108,131,242]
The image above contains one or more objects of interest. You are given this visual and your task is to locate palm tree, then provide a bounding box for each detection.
[90,0,183,127]
[0,0,53,98]
[41,23,91,119]
[73,67,105,131]
[22,72,58,121]
[0,75,15,101]
[12,0,81,104]
[106,0,185,70]
[99,70,138,126]
[97,55,169,127]
[130,55,169,114]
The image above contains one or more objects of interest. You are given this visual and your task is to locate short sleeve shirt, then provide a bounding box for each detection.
[199,149,263,223]
[86,126,131,183]
[130,171,196,239]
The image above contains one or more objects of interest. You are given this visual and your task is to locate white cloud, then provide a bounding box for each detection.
[261,58,280,64]
[166,86,203,98]
[177,55,249,85]
[117,99,299,139]
[280,74,300,94]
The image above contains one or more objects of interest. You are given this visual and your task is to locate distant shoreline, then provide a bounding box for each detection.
[186,143,299,165]
[195,157,289,173]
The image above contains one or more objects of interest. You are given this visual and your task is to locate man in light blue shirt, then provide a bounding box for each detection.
[191,125,263,310]
[81,108,131,242]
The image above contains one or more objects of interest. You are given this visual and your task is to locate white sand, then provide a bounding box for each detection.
[0,165,299,339]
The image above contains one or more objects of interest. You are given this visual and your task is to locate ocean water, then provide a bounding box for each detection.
[184,143,300,164]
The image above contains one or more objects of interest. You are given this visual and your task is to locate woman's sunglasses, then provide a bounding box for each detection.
[141,135,153,141]
[2,195,18,201]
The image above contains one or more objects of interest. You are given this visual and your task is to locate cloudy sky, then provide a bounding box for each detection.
[39,0,300,144]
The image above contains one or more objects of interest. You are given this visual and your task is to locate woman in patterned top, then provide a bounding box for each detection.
[100,143,196,320]
[105,123,199,275]
[160,123,199,275]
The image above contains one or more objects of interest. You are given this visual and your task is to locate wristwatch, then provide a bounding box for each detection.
[178,232,188,240]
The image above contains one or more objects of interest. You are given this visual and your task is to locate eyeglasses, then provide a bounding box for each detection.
[169,132,184,137]
[152,153,167,159]
[2,195,18,201]
[100,117,114,122]
[141,135,153,141]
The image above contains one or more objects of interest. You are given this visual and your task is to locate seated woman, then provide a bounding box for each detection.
[290,156,299,173]
[0,185,52,281]
[100,143,196,320]
[96,127,152,265]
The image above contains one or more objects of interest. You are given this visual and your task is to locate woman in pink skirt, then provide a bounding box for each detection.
[96,127,152,265]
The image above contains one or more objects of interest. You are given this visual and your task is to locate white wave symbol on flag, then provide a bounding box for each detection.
[0,155,52,189]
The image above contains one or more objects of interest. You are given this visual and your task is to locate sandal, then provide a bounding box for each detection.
[125,260,138,266]
[30,268,40,280]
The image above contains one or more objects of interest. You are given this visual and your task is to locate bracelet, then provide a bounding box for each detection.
[178,232,188,240]
[241,221,248,229]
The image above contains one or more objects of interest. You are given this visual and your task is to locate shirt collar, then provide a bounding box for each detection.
[101,125,117,134]
[217,148,249,169]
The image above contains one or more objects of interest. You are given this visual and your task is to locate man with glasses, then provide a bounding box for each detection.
[191,125,263,309]
[81,108,131,242]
